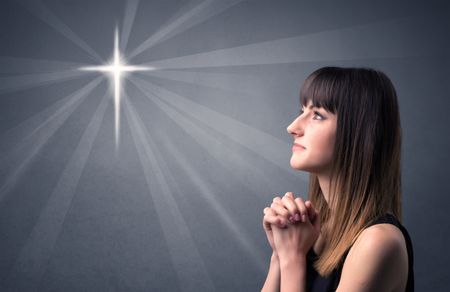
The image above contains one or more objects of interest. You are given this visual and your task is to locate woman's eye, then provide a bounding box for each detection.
[299,109,324,120]
[313,111,324,120]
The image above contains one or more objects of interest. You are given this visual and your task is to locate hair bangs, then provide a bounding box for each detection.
[299,68,341,114]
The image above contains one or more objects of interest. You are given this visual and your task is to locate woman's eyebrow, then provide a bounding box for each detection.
[302,104,320,109]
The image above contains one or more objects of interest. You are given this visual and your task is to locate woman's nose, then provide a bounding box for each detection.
[287,117,303,136]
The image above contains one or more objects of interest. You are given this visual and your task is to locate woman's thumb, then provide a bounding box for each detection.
[306,202,320,232]
[305,201,316,221]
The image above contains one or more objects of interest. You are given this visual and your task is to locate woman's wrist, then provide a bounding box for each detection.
[261,251,281,292]
[278,253,307,270]
[279,254,307,292]
[270,252,279,263]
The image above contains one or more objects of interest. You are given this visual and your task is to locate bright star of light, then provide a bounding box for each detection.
[79,28,153,148]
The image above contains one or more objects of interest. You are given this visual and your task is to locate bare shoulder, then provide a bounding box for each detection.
[336,224,408,292]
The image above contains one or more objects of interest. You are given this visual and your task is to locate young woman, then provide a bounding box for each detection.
[261,67,414,292]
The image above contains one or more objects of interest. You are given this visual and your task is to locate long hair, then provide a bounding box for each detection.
[300,67,402,276]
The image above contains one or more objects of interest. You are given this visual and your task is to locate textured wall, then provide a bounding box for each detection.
[0,0,448,291]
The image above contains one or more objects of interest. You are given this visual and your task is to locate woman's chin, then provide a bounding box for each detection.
[290,159,306,171]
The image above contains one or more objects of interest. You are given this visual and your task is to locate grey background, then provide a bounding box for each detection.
[0,0,449,291]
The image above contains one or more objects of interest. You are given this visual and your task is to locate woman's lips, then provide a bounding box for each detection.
[292,143,306,151]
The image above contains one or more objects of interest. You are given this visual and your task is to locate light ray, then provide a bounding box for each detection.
[0,78,101,157]
[142,69,269,96]
[0,56,84,74]
[129,77,297,197]
[153,123,267,271]
[17,0,103,62]
[0,77,102,204]
[120,0,140,52]
[0,70,88,95]
[131,76,304,180]
[129,0,212,59]
[4,90,109,290]
[129,0,243,59]
[79,28,153,149]
[142,16,430,69]
[124,96,216,291]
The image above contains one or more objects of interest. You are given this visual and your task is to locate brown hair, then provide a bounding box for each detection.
[300,67,402,276]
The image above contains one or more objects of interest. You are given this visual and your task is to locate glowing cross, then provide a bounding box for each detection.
[79,28,152,148]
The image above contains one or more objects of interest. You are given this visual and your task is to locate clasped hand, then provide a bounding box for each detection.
[262,192,320,260]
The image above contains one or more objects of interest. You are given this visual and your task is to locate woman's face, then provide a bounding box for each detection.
[287,100,337,174]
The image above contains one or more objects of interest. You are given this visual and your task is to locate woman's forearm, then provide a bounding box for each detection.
[279,254,307,292]
[261,253,281,292]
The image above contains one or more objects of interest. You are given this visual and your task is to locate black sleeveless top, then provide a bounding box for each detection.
[306,213,414,291]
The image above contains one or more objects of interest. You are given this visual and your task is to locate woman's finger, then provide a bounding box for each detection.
[265,207,287,227]
[263,215,274,231]
[294,197,308,223]
[264,207,276,216]
[263,214,286,229]
[264,207,287,228]
[270,201,290,218]
[281,194,300,219]
[285,192,295,199]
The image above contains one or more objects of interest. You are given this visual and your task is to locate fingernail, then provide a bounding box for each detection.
[289,215,294,222]
[294,213,301,221]
[302,214,307,222]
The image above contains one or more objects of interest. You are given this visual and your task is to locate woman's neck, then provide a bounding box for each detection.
[316,173,331,204]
